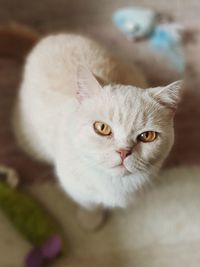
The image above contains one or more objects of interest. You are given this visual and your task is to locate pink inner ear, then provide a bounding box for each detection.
[76,65,103,102]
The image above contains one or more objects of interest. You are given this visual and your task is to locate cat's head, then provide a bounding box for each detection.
[71,66,182,178]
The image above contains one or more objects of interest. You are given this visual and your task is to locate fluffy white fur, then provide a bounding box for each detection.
[13,33,182,208]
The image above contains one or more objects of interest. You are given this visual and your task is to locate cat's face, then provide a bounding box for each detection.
[72,66,182,178]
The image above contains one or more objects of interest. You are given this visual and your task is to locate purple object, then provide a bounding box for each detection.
[25,248,43,267]
[41,235,62,259]
[25,235,62,267]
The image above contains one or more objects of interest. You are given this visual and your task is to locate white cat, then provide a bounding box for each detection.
[13,33,182,229]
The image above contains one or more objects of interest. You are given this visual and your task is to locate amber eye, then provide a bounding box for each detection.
[93,121,112,136]
[137,131,157,143]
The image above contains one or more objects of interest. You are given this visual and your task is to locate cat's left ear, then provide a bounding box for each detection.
[76,65,103,103]
[148,80,183,111]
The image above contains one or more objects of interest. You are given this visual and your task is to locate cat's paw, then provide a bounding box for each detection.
[77,207,106,231]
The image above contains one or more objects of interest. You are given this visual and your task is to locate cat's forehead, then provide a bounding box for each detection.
[100,85,168,132]
[80,85,146,137]
[102,85,149,124]
[103,84,143,108]
[82,84,167,131]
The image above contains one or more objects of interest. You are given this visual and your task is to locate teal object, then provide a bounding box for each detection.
[149,25,185,72]
[112,7,185,72]
[112,7,156,39]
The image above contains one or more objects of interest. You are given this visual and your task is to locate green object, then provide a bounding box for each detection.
[0,182,61,246]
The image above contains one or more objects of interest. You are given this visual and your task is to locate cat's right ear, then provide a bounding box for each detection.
[76,65,102,103]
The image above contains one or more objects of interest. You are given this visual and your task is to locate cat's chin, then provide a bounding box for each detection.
[109,164,133,177]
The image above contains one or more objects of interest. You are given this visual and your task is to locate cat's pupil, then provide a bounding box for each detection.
[141,132,147,139]
[101,124,105,131]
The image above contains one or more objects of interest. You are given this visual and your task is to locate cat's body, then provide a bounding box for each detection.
[13,34,146,164]
[13,33,182,210]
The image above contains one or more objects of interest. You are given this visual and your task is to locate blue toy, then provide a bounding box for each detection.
[112,7,185,72]
[112,7,156,40]
[149,24,185,72]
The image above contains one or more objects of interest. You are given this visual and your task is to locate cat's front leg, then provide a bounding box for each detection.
[77,206,107,231]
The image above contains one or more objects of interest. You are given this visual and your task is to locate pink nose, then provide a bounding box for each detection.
[117,149,131,161]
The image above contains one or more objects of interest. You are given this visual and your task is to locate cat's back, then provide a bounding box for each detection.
[24,33,146,96]
[24,34,109,95]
